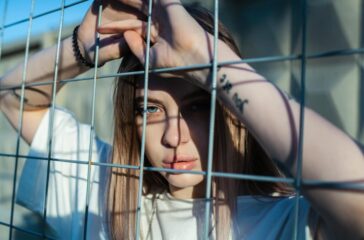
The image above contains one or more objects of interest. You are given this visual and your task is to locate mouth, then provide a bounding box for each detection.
[162,156,197,171]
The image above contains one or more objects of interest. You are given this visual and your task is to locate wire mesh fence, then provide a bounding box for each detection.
[0,0,363,239]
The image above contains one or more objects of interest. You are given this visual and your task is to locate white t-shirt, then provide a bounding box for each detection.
[17,108,312,240]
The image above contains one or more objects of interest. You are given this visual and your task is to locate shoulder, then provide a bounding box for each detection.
[30,106,111,161]
[17,106,111,218]
[236,194,310,213]
[235,195,311,240]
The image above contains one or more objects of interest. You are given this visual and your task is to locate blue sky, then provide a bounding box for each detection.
[1,0,90,44]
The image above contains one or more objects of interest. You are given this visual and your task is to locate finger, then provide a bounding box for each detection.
[155,1,205,40]
[118,0,149,15]
[98,34,127,60]
[101,1,145,22]
[98,19,158,42]
[124,30,146,64]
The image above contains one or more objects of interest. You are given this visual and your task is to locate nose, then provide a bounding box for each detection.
[162,113,190,148]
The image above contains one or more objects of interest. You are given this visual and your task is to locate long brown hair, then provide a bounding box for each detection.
[106,4,291,239]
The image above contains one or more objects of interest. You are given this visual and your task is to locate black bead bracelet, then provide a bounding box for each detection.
[72,25,99,68]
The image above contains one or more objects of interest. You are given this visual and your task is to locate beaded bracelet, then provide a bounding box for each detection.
[72,25,103,68]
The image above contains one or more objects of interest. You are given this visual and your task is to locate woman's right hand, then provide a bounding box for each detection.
[77,0,146,66]
[96,0,225,84]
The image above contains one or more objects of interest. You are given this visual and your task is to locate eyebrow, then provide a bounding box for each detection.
[182,90,209,101]
[134,96,163,104]
[134,90,208,104]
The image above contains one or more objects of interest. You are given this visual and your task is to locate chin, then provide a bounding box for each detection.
[165,173,204,190]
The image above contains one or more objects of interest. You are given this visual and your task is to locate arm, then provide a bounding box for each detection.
[0,37,87,144]
[212,41,364,239]
[0,0,139,144]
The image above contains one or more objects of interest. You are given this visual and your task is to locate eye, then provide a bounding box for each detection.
[186,100,210,112]
[136,105,162,115]
[146,106,160,113]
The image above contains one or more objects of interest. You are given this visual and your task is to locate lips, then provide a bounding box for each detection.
[162,156,197,171]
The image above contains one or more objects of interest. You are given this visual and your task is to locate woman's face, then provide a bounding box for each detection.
[135,76,210,199]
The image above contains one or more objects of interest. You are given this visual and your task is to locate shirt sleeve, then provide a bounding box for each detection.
[17,107,77,213]
[235,195,312,240]
[16,107,111,239]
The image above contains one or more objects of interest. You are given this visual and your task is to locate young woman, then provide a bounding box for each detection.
[0,0,363,239]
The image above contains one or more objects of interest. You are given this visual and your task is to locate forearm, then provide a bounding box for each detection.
[0,36,90,143]
[0,36,88,110]
[214,42,363,180]
[214,40,364,238]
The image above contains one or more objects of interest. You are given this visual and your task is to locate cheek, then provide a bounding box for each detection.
[136,120,164,166]
[184,109,209,128]
[185,113,210,158]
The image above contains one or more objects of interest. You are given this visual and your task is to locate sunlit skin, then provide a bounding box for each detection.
[135,76,211,199]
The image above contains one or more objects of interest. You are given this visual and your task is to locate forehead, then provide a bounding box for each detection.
[135,75,206,100]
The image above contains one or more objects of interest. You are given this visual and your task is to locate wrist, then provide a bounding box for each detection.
[74,25,104,68]
[192,35,245,88]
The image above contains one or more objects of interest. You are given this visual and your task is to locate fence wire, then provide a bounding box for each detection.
[0,0,363,239]
[7,0,36,239]
[42,0,66,239]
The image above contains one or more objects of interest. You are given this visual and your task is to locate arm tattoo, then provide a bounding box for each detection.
[232,93,249,113]
[219,74,227,82]
[219,73,249,114]
[219,74,232,93]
